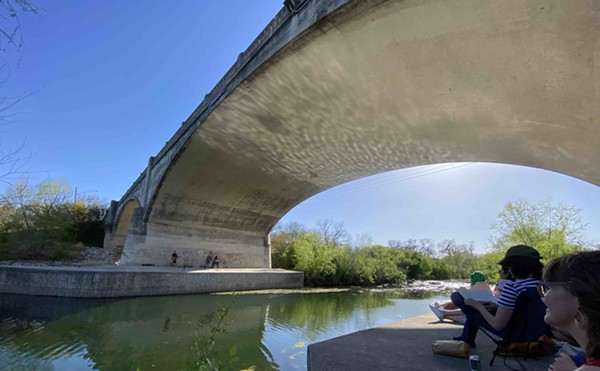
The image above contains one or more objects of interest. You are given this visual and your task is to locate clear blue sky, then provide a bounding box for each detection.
[2,1,599,253]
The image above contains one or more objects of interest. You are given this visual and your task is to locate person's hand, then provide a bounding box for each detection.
[548,352,577,371]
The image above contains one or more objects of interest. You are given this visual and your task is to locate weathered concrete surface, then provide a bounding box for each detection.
[308,313,554,371]
[0,265,303,298]
[106,0,600,267]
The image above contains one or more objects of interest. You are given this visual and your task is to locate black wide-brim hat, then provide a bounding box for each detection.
[497,244,542,265]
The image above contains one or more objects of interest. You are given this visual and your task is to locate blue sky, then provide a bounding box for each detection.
[2,1,599,253]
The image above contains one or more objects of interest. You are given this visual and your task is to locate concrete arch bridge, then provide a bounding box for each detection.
[104,0,600,267]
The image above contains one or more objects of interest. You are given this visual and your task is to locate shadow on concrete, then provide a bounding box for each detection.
[307,314,554,371]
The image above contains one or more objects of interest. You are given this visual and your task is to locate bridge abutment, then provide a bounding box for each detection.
[118,219,271,268]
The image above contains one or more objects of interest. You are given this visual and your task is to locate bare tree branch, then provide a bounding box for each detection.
[0,0,40,183]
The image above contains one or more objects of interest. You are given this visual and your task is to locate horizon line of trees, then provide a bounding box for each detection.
[272,199,597,286]
[0,178,597,286]
[0,178,108,261]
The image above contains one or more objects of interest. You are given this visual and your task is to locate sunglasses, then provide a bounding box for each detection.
[537,281,569,297]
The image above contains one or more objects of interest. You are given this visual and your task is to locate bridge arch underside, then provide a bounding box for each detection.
[120,0,600,267]
[107,199,140,263]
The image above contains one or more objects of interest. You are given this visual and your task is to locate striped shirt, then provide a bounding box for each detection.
[497,278,541,310]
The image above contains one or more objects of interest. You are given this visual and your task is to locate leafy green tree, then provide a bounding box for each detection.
[1,179,72,241]
[352,247,379,285]
[475,251,505,283]
[270,222,307,269]
[0,179,107,259]
[353,245,405,285]
[394,249,433,280]
[271,219,497,286]
[331,245,356,285]
[490,198,588,260]
[436,240,478,278]
[429,259,452,280]
[289,232,339,286]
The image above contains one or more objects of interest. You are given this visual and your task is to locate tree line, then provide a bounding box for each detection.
[272,199,596,286]
[0,179,595,283]
[0,179,107,260]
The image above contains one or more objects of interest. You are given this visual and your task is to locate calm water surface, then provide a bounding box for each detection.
[0,289,445,370]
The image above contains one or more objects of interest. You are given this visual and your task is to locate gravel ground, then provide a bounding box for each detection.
[0,247,116,267]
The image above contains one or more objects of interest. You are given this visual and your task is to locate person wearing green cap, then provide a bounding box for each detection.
[429,271,493,323]
[470,271,489,289]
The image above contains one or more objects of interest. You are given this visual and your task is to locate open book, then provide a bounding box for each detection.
[458,287,498,304]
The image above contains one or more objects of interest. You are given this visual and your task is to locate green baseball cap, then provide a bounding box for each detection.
[470,271,486,286]
[497,244,542,264]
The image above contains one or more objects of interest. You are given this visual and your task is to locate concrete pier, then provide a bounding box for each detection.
[0,265,303,298]
[308,313,554,371]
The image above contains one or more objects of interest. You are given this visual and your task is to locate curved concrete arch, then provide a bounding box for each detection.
[115,0,600,267]
[109,198,141,263]
[114,197,143,227]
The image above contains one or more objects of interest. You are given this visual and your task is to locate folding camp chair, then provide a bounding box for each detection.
[479,286,553,370]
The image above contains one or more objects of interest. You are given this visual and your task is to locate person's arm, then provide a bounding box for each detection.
[464,298,513,331]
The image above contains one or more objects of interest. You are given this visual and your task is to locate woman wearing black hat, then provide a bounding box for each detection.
[450,244,544,348]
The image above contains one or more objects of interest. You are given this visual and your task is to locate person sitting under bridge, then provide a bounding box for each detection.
[205,251,213,269]
[450,245,545,349]
[429,271,493,324]
[211,255,220,269]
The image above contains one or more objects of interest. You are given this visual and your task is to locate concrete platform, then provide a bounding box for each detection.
[308,313,554,371]
[0,265,303,298]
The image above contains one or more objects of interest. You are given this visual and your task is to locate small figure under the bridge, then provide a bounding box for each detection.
[211,255,220,269]
[171,251,178,265]
[205,251,213,269]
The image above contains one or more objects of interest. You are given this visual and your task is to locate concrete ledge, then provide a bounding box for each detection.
[308,313,553,371]
[0,265,303,298]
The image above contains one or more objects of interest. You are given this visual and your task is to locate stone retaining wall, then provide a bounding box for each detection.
[0,266,303,298]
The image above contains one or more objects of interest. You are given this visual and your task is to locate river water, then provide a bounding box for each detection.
[0,289,447,370]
